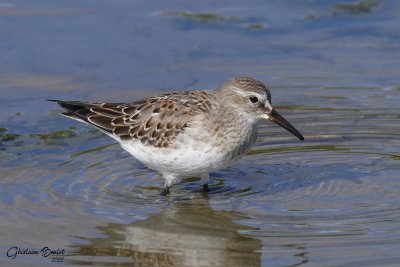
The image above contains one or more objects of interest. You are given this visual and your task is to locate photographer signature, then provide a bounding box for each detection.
[7,246,65,261]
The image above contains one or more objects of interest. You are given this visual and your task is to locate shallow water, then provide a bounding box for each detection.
[1,0,400,266]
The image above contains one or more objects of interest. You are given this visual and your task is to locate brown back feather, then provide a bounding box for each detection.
[54,90,214,148]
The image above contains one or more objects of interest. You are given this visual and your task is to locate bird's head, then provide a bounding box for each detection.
[218,77,304,141]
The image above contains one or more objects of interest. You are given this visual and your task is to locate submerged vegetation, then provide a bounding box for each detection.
[332,0,380,15]
[29,128,77,145]
[157,10,240,23]
[157,10,270,32]
[0,127,79,149]
[0,128,20,144]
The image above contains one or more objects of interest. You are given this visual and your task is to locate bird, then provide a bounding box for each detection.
[48,77,304,195]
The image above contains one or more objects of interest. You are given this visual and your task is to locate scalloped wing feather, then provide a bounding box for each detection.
[52,91,213,148]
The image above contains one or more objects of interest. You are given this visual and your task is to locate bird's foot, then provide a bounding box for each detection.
[203,183,210,192]
[160,187,170,196]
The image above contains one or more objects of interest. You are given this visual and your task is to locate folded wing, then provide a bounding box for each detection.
[49,91,212,148]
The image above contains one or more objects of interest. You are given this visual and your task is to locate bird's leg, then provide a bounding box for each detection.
[160,174,177,196]
[160,186,170,196]
[201,174,210,192]
[203,183,209,191]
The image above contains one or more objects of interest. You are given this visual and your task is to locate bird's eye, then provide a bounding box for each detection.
[249,96,258,103]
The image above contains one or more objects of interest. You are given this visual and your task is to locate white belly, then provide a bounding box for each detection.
[121,139,233,178]
[119,123,256,179]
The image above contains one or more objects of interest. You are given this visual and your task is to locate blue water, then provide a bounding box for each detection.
[1,0,400,266]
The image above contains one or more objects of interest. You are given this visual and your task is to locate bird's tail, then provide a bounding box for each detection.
[47,99,99,123]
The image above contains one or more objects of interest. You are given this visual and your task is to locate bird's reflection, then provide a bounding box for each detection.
[70,196,261,266]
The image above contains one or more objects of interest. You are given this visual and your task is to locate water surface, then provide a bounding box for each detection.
[1,0,400,266]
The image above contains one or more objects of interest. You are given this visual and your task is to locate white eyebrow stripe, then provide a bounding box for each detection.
[231,88,269,104]
[231,87,264,98]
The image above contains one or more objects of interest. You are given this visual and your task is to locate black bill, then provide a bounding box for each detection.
[268,109,304,141]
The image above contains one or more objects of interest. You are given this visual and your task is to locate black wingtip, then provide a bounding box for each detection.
[45,99,60,103]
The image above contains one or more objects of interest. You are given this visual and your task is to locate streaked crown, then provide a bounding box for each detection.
[220,77,271,102]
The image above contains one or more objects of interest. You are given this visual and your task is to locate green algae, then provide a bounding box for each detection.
[158,10,240,23]
[29,128,77,145]
[30,129,76,139]
[1,133,20,142]
[332,0,380,15]
[0,128,20,143]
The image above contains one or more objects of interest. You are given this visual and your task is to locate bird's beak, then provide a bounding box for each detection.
[265,109,304,141]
